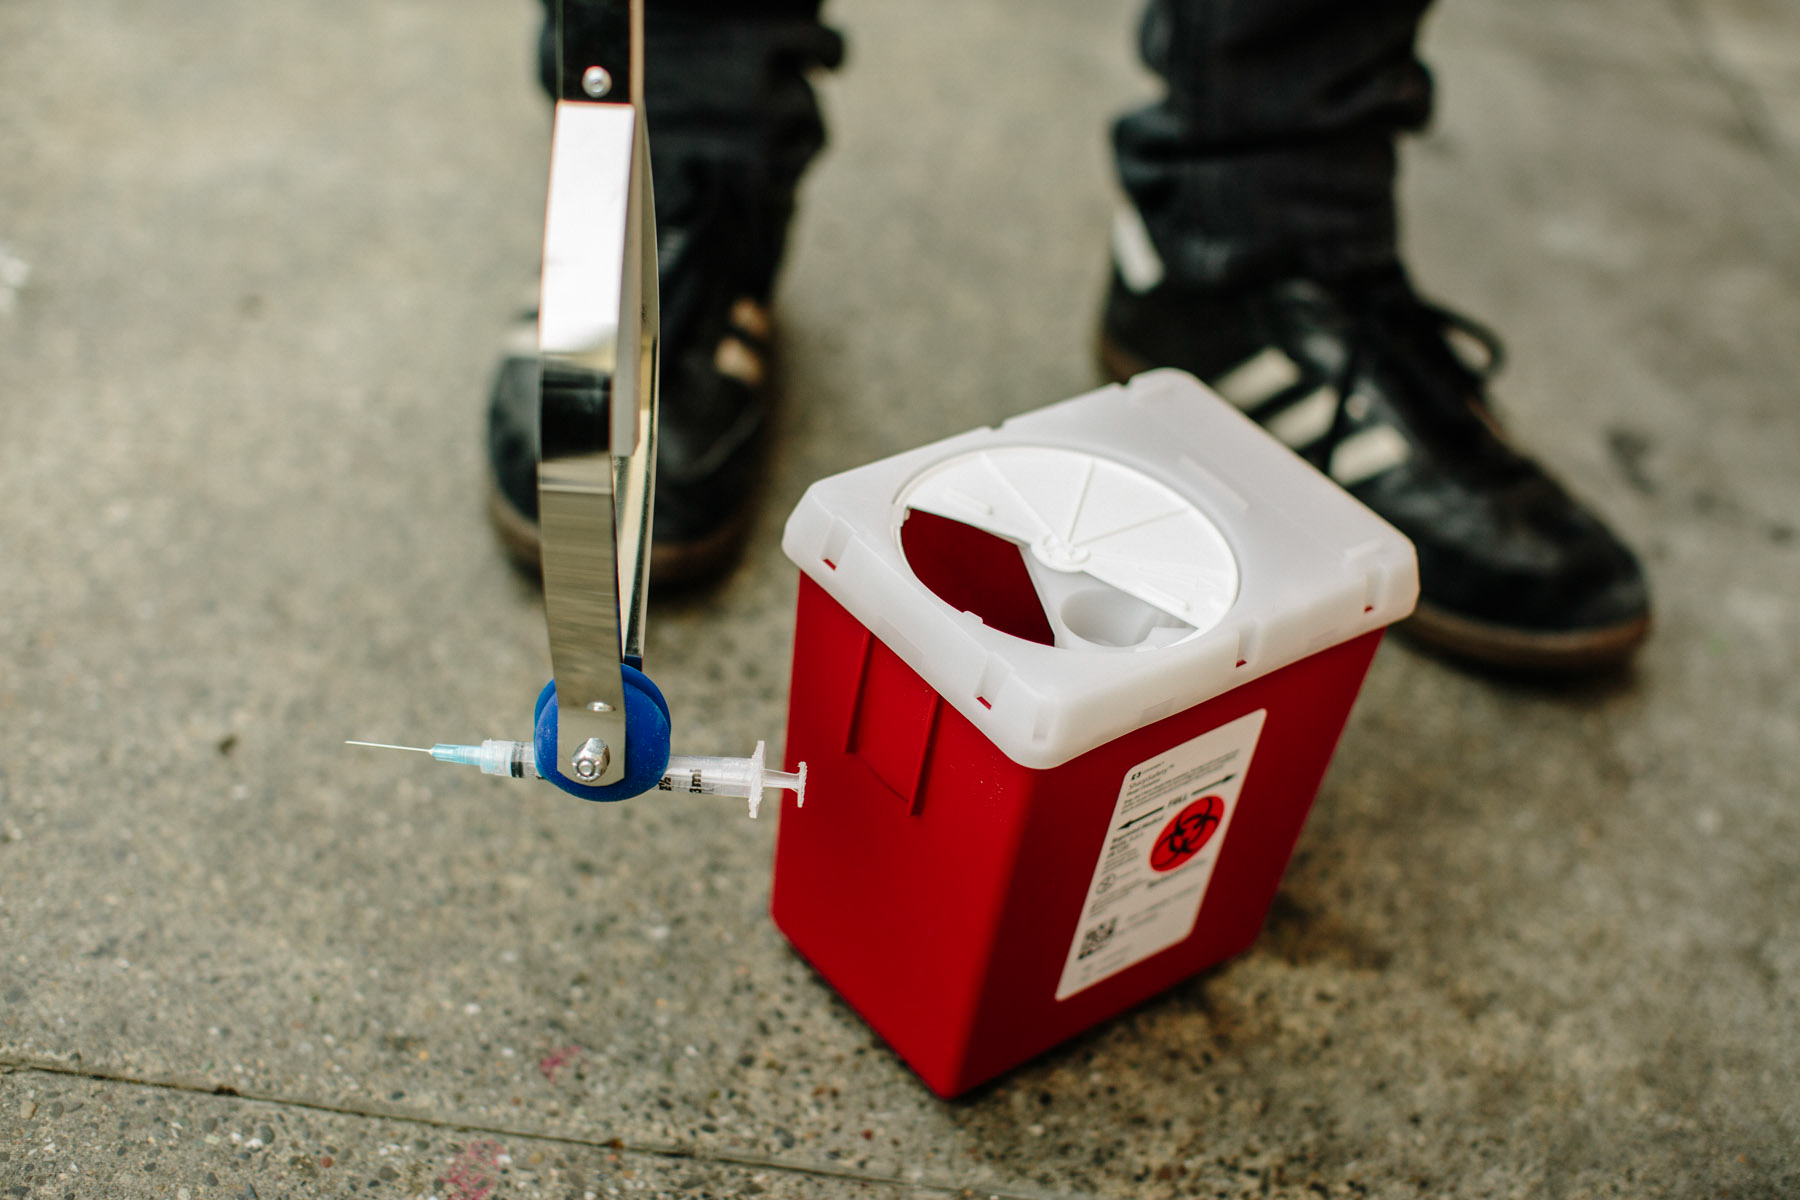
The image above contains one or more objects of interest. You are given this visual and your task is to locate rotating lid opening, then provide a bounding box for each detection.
[897,446,1240,653]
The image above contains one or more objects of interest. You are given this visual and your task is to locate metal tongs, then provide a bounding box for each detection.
[350,1,807,812]
[536,0,660,790]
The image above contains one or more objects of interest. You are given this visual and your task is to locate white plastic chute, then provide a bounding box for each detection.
[901,446,1240,650]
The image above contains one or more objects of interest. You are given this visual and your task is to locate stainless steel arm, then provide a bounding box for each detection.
[538,0,657,786]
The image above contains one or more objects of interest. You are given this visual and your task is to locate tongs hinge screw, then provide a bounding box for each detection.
[572,738,612,781]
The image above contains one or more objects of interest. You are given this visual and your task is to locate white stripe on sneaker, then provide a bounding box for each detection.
[1264,385,1339,449]
[1211,346,1303,410]
[1330,424,1412,486]
[1111,204,1165,293]
[714,335,767,388]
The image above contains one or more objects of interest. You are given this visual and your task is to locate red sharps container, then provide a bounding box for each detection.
[771,369,1417,1097]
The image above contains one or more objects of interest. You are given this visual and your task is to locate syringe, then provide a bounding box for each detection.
[346,739,806,818]
[650,742,807,819]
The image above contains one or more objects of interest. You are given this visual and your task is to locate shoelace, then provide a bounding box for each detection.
[654,156,788,355]
[1318,270,1526,484]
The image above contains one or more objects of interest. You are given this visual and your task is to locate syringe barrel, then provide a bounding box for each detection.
[431,741,539,778]
[658,755,756,797]
[482,740,540,778]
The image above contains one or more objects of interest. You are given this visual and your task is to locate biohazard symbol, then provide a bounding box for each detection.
[1150,795,1226,872]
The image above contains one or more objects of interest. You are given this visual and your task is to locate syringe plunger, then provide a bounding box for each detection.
[656,741,807,818]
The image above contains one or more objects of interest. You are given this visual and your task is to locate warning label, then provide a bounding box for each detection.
[1054,709,1266,1001]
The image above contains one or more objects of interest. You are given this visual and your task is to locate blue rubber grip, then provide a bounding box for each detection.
[532,666,673,801]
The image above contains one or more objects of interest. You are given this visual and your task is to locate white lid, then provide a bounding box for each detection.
[783,370,1418,769]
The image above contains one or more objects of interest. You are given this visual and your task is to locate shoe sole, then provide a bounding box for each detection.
[1098,332,1649,673]
[1098,333,1150,391]
[1403,600,1649,673]
[486,482,753,589]
[486,483,546,575]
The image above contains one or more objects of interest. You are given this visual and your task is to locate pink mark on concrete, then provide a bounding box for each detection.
[538,1043,586,1082]
[439,1138,507,1200]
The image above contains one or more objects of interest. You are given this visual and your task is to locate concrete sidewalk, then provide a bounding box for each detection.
[2,0,1797,1197]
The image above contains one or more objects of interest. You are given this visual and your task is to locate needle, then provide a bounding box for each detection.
[350,738,539,779]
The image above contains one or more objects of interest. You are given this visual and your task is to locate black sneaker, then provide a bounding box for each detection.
[486,163,784,587]
[1100,264,1651,671]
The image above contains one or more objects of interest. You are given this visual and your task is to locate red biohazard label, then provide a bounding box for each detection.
[1150,795,1227,872]
[1057,711,1266,1002]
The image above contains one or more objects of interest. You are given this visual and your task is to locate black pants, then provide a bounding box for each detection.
[542,0,1434,291]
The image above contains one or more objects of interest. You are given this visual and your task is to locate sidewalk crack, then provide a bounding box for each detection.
[2,1055,1096,1200]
